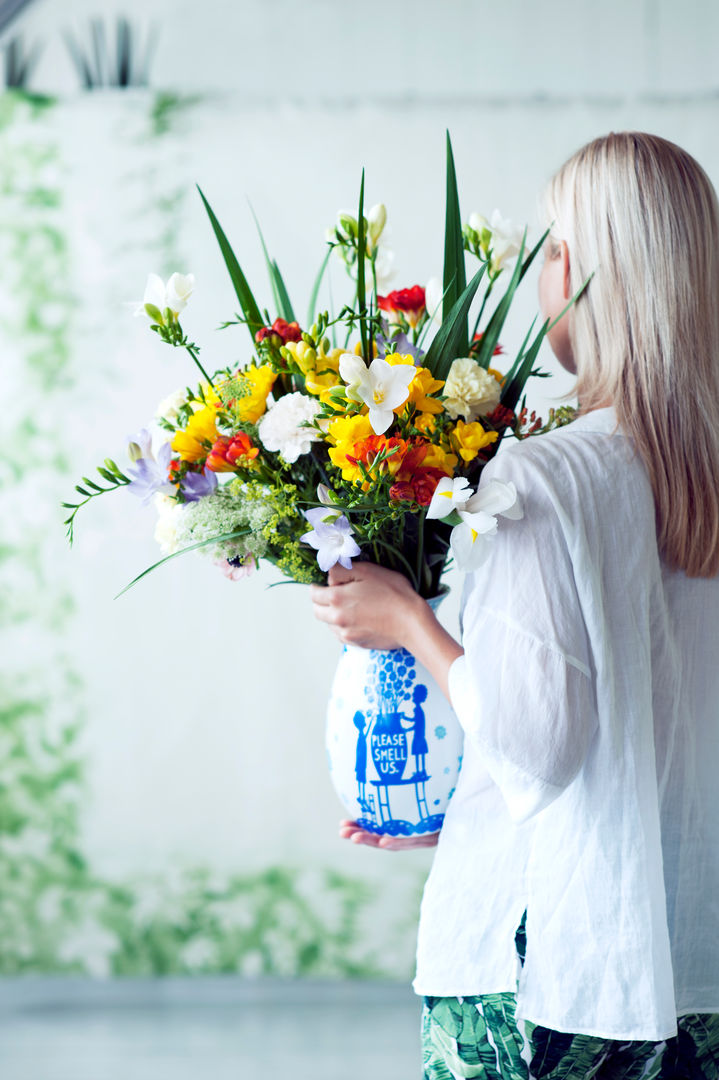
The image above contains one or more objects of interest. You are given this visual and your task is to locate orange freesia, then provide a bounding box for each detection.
[206,432,260,472]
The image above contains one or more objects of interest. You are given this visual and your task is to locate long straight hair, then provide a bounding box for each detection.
[544,132,719,578]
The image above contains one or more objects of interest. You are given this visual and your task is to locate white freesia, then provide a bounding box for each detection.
[450,479,523,570]
[136,272,195,321]
[339,354,416,435]
[367,203,387,249]
[257,391,322,464]
[469,209,524,274]
[153,493,185,556]
[443,357,501,421]
[165,272,195,313]
[425,276,443,325]
[154,387,187,424]
[426,476,473,520]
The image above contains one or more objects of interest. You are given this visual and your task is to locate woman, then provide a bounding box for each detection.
[311,133,719,1077]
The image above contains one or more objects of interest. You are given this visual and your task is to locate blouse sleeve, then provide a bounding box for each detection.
[448,441,598,824]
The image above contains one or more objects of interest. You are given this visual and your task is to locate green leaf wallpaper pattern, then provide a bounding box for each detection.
[0,88,421,981]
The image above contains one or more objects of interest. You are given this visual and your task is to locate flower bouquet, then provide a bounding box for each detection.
[65,134,575,835]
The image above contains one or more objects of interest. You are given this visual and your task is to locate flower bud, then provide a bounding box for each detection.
[338,213,357,238]
[144,303,164,324]
[368,203,387,246]
[127,442,143,462]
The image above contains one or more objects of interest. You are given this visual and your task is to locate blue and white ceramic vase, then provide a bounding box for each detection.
[325,597,464,836]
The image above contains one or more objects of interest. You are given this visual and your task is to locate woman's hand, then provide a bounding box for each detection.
[339,819,440,850]
[310,562,425,651]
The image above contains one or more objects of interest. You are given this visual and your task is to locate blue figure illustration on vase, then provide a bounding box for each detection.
[353,709,376,821]
[352,648,442,836]
[408,684,429,778]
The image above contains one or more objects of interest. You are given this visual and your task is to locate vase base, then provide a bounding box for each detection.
[354,813,445,837]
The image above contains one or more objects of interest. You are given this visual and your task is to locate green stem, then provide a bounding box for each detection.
[185,343,213,385]
[415,507,427,589]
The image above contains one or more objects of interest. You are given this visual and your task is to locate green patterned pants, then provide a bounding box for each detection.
[421,915,719,1079]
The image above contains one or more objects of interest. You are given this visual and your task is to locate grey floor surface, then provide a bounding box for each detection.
[0,977,423,1080]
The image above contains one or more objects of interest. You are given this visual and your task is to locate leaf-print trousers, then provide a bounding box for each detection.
[421,912,719,1079]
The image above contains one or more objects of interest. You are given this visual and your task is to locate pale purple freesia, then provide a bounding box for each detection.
[376,328,423,362]
[300,507,361,572]
[180,468,218,502]
[126,440,175,504]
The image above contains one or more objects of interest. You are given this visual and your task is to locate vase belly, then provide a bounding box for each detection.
[326,642,464,837]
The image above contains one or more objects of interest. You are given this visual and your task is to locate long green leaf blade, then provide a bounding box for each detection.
[443,131,467,352]
[422,266,486,383]
[197,186,264,343]
[500,319,550,412]
[307,246,333,327]
[248,203,296,322]
[357,168,368,361]
[272,260,295,323]
[115,528,251,599]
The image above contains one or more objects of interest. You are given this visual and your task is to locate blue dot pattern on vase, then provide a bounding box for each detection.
[435,725,447,740]
[352,648,444,838]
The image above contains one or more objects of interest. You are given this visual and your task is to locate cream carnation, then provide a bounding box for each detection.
[443,357,501,421]
[155,386,186,424]
[257,391,322,463]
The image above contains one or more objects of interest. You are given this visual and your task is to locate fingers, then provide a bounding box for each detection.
[339,820,440,850]
[328,564,355,586]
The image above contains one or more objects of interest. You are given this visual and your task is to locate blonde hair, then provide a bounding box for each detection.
[544,131,719,578]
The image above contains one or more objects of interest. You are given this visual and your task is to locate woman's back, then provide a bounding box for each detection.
[415,407,719,1039]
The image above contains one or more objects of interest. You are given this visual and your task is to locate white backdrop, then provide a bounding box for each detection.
[5,0,719,973]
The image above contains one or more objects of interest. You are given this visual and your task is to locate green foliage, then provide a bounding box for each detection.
[442,132,467,353]
[197,185,264,344]
[422,267,485,383]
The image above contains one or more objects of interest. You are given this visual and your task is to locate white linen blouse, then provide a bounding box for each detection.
[413,406,719,1041]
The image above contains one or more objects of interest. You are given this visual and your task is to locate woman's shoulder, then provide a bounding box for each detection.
[481,406,652,534]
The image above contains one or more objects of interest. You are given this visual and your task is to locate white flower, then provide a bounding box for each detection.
[426,476,473,521]
[367,203,387,249]
[300,508,361,572]
[339,354,415,435]
[155,387,187,424]
[136,272,194,322]
[449,479,522,570]
[153,493,184,556]
[469,210,524,274]
[257,391,322,463]
[425,276,443,325]
[443,357,502,421]
[165,272,194,314]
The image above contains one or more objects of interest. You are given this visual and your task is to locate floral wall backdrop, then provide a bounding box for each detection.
[3,0,719,977]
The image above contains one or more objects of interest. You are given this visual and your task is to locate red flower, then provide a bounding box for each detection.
[471,332,504,356]
[377,286,426,328]
[485,403,516,429]
[206,432,260,472]
[255,318,303,346]
[390,466,446,506]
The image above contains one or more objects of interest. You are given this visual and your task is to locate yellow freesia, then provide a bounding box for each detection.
[171,405,219,462]
[326,413,374,447]
[236,364,276,423]
[414,412,437,435]
[406,367,445,414]
[449,419,499,462]
[488,367,505,385]
[422,443,458,475]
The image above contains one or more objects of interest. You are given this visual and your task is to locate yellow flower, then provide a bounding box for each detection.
[236,364,276,423]
[422,443,458,476]
[414,412,437,435]
[406,366,445,414]
[449,420,499,463]
[171,405,219,462]
[488,367,505,385]
[326,413,374,447]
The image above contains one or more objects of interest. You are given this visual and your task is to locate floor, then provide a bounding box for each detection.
[0,978,424,1080]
